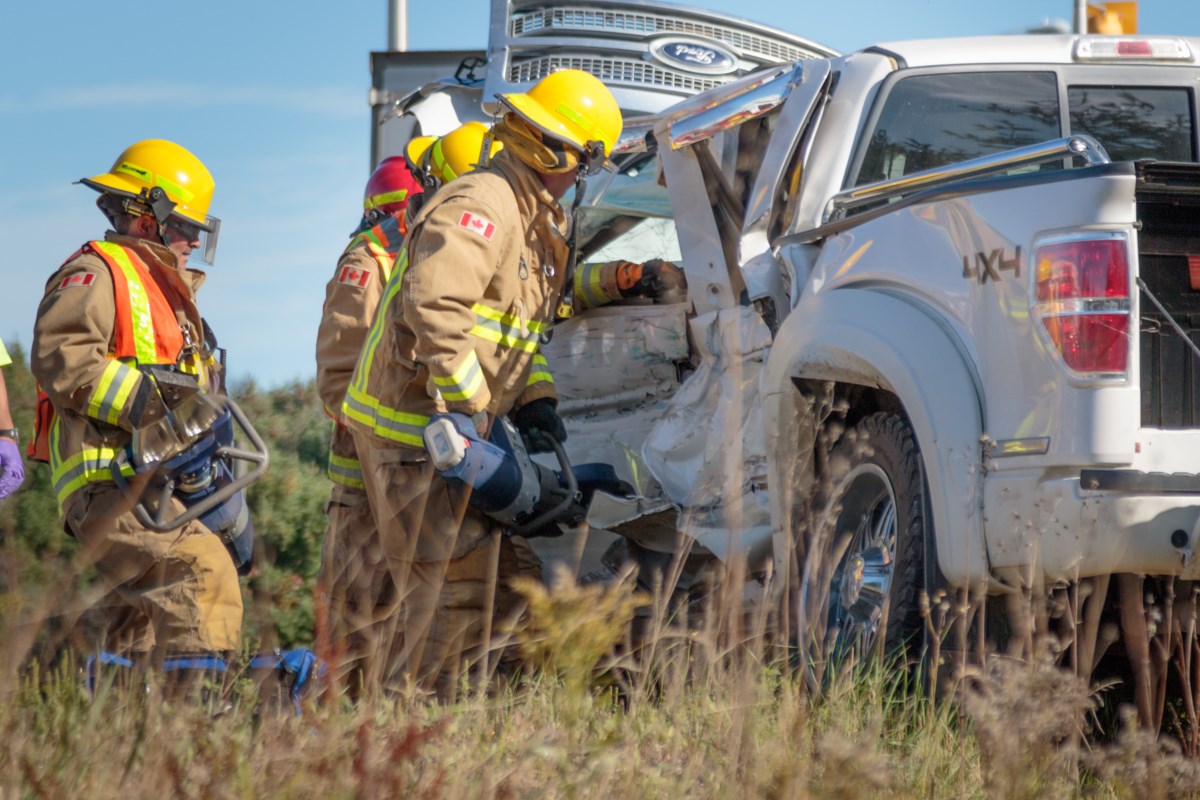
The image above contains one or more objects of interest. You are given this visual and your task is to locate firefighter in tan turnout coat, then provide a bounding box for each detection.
[342,69,684,695]
[315,154,420,695]
[315,122,501,695]
[31,139,239,659]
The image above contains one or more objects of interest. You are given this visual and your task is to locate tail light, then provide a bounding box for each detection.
[1074,38,1195,63]
[1033,234,1131,379]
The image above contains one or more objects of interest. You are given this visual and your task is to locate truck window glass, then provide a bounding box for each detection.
[855,71,1060,186]
[1068,86,1196,162]
[578,154,681,265]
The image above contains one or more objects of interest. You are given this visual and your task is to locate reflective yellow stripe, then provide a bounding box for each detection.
[527,353,554,386]
[431,351,485,402]
[49,418,134,512]
[115,161,195,204]
[470,303,549,333]
[87,359,140,426]
[430,139,457,183]
[353,249,409,395]
[345,233,396,282]
[469,303,545,353]
[175,351,211,390]
[327,452,365,489]
[574,262,608,308]
[367,246,395,281]
[554,102,606,146]
[344,246,429,446]
[364,188,409,211]
[93,241,158,365]
[342,385,429,447]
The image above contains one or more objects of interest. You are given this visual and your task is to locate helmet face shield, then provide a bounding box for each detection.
[194,216,220,266]
[81,139,221,264]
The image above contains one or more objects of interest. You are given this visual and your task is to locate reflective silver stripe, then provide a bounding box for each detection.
[431,351,485,402]
[87,359,140,426]
[469,303,542,353]
[575,262,609,308]
[49,418,134,511]
[527,353,554,386]
[327,452,365,489]
[342,385,429,447]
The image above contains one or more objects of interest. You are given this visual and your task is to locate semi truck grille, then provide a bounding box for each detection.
[510,6,812,64]
[510,54,725,93]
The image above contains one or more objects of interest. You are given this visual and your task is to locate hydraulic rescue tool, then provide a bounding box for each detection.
[109,366,269,573]
[423,412,632,537]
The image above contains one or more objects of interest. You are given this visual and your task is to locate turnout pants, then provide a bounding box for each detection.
[352,431,543,697]
[64,483,243,655]
[318,481,399,695]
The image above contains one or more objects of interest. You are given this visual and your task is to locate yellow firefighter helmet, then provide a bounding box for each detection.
[80,139,215,229]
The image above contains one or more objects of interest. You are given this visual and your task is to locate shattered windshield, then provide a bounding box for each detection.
[577,152,681,263]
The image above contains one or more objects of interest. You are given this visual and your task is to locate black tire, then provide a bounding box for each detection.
[797,412,927,689]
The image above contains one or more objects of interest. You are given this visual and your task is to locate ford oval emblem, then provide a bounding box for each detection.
[649,38,739,76]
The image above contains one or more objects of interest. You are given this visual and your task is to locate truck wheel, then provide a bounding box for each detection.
[797,412,926,688]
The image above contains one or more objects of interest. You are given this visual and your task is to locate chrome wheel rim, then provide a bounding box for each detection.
[802,462,899,670]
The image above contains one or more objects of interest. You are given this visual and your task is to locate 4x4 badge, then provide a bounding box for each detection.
[963,246,1022,283]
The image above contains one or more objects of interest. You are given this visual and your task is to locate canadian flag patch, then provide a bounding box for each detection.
[338,265,371,288]
[58,272,96,291]
[458,211,496,242]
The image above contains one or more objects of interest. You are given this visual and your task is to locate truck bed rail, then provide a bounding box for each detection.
[824,135,1111,222]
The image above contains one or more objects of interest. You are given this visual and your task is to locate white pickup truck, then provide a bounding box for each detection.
[377,1,1200,695]
[532,33,1200,687]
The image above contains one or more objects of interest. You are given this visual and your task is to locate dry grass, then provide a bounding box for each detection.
[10,566,1200,800]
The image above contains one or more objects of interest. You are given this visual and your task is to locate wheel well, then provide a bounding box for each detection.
[838,383,904,433]
[792,378,908,452]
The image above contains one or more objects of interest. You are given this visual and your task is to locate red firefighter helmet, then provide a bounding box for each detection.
[363,156,422,217]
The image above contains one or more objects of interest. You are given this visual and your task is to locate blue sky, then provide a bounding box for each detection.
[2,0,1196,387]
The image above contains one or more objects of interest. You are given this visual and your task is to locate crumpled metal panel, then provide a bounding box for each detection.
[641,306,774,562]
[544,303,688,412]
[538,303,689,529]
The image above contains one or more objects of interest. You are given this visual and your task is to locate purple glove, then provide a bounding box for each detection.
[0,438,25,501]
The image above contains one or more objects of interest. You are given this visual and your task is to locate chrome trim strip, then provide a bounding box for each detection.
[667,64,795,149]
[826,135,1112,221]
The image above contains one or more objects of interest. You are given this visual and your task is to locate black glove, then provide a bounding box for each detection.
[513,398,567,454]
[615,259,687,301]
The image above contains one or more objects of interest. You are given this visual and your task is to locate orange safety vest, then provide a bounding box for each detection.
[30,241,187,463]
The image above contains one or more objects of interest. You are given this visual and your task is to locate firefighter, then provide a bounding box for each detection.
[402,120,503,224]
[315,122,505,697]
[342,69,683,697]
[31,139,240,665]
[315,154,421,697]
[0,337,24,501]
